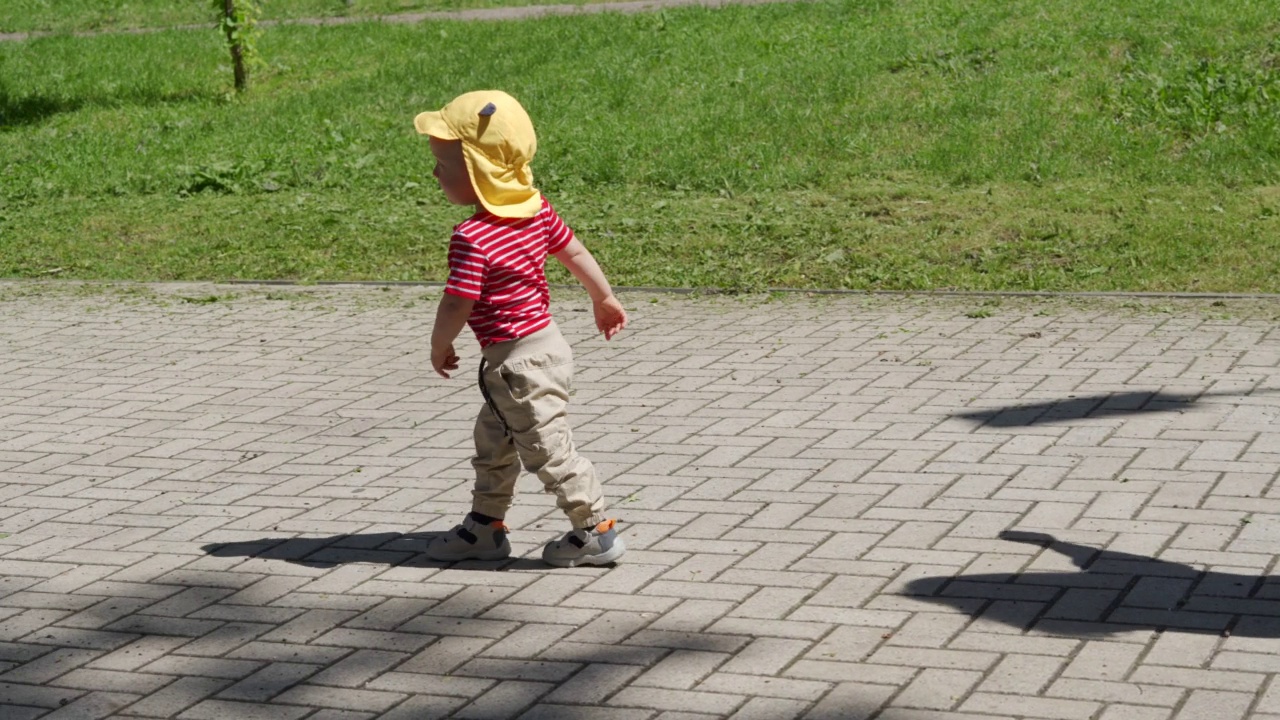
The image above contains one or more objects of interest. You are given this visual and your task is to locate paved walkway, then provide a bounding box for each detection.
[1,282,1279,720]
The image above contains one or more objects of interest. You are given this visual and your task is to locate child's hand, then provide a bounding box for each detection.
[594,295,627,340]
[432,343,460,378]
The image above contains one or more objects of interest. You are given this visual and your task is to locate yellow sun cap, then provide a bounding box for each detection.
[414,90,540,218]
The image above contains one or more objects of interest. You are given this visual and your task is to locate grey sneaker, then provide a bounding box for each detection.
[542,519,626,568]
[425,515,511,562]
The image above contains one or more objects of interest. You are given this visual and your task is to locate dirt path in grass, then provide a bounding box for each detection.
[0,0,809,42]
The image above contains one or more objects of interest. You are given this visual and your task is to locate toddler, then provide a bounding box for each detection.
[414,90,627,567]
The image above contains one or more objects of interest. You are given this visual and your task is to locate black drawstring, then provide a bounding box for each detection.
[478,358,510,437]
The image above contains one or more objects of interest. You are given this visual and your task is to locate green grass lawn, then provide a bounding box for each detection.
[1,0,1277,291]
[1,0,608,34]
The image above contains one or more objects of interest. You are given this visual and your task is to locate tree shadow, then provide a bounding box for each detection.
[903,531,1280,637]
[0,85,212,128]
[953,389,1276,428]
[0,90,82,127]
[0,534,885,720]
[202,531,552,571]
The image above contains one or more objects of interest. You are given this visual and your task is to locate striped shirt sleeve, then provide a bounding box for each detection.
[544,203,575,255]
[445,231,488,300]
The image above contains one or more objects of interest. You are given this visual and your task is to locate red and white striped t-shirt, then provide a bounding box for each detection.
[444,197,574,348]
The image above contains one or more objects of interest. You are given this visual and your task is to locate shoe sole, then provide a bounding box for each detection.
[544,537,627,568]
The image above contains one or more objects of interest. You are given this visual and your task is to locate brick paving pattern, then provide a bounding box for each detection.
[1,282,1279,719]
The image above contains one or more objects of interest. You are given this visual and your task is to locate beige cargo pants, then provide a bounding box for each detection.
[471,322,606,529]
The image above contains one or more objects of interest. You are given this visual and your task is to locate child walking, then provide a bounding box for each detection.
[414,90,627,567]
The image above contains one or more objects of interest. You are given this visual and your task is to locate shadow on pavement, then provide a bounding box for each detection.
[202,532,549,571]
[953,389,1275,428]
[904,531,1280,638]
[0,542,897,720]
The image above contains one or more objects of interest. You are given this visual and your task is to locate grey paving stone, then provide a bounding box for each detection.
[49,668,173,694]
[378,695,468,720]
[0,679,85,708]
[367,670,493,698]
[455,658,582,683]
[697,673,829,701]
[960,692,1101,719]
[726,697,809,720]
[1046,677,1183,706]
[270,684,406,712]
[608,686,745,715]
[307,649,408,687]
[633,650,730,690]
[454,680,554,720]
[520,705,654,720]
[539,641,668,667]
[543,663,643,705]
[225,642,353,665]
[0,648,102,684]
[890,668,982,710]
[0,704,46,720]
[138,655,263,679]
[119,676,234,717]
[85,636,189,672]
[305,711,376,720]
[177,699,313,720]
[215,662,320,702]
[38,690,139,720]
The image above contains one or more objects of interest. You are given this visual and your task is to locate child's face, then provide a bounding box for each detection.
[429,137,479,207]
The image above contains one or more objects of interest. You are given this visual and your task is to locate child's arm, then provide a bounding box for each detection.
[431,293,473,378]
[553,238,627,340]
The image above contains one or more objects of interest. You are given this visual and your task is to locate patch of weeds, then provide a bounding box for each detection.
[965,308,993,319]
[1112,38,1280,138]
[177,161,287,196]
[180,295,221,304]
[889,47,997,75]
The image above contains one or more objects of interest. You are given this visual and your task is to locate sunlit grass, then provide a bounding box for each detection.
[1,0,1277,290]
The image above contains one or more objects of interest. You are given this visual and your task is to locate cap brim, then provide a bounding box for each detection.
[413,111,455,138]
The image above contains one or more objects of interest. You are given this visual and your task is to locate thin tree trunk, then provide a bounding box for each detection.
[223,0,247,91]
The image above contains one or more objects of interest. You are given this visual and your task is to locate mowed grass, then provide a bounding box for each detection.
[1,0,605,34]
[1,0,1278,291]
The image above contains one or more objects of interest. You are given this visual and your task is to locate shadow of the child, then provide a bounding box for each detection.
[202,531,550,571]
